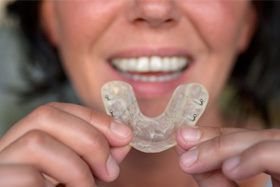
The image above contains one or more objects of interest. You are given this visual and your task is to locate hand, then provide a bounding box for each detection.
[176,126,280,187]
[0,102,132,187]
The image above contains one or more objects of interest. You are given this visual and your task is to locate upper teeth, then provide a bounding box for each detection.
[111,56,188,72]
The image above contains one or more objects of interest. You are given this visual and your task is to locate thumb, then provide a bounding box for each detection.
[193,170,238,187]
[111,145,131,163]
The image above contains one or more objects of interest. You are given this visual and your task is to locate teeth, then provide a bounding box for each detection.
[122,72,181,82]
[111,56,189,72]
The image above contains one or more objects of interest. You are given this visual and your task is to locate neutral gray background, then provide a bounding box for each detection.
[0,24,32,135]
[0,20,78,136]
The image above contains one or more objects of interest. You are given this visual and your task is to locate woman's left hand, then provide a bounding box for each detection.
[176,126,280,187]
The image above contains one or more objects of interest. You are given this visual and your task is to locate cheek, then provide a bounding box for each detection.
[191,55,236,109]
[53,1,122,54]
[182,1,249,52]
[51,1,124,109]
[182,1,250,103]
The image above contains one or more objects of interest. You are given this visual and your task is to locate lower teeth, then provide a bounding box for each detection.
[121,72,181,82]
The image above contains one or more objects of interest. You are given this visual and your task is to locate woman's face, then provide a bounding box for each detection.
[41,0,256,116]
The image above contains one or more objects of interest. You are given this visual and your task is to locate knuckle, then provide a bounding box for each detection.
[212,135,226,154]
[20,130,50,151]
[31,104,57,123]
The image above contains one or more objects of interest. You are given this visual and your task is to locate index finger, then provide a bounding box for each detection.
[48,102,133,146]
[178,128,280,174]
[176,125,247,150]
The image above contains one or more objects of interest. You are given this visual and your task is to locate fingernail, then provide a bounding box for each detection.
[106,155,120,179]
[110,120,131,138]
[223,156,240,171]
[180,149,198,168]
[181,128,201,142]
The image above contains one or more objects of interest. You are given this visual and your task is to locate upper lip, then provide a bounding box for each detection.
[108,47,192,60]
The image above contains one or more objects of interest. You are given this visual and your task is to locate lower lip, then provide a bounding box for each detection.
[107,66,191,99]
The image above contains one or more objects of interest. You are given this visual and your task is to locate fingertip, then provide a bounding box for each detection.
[223,156,240,170]
[106,155,120,181]
[222,156,241,180]
[111,145,132,163]
[176,127,201,149]
[179,148,199,172]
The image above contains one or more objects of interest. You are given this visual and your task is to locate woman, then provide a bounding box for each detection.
[1,0,280,186]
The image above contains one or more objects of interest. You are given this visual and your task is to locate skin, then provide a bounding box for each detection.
[0,0,278,187]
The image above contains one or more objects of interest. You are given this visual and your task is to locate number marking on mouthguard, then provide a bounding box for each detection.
[101,81,208,153]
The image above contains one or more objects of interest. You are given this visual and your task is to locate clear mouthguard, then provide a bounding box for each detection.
[101,81,208,153]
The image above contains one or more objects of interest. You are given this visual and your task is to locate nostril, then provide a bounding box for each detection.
[135,17,146,23]
[166,18,173,23]
[134,16,175,28]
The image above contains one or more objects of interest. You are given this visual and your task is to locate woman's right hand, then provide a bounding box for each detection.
[0,102,133,187]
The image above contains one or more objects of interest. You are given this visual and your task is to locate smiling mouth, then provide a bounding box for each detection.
[110,56,191,82]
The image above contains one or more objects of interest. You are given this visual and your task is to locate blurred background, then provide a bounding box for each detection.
[0,1,51,136]
[0,0,27,135]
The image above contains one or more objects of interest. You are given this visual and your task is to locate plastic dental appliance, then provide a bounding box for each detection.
[101,81,208,153]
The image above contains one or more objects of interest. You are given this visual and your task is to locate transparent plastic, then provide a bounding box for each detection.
[101,81,208,153]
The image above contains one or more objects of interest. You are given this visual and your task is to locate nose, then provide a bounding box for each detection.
[128,0,179,27]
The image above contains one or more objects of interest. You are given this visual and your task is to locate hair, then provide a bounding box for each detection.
[7,1,67,101]
[6,1,280,127]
